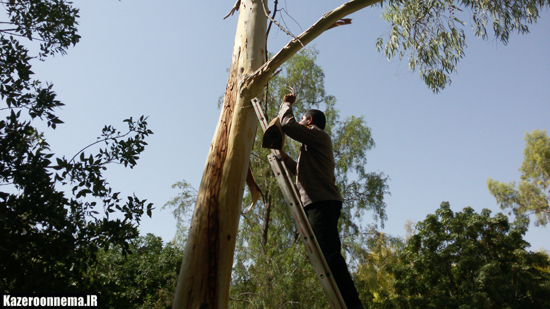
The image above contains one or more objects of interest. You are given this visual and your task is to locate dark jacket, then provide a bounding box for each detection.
[278,102,342,207]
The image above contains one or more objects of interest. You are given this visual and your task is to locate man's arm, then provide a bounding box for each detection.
[278,102,324,147]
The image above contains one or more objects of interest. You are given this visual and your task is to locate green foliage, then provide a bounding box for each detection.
[163,180,198,247]
[535,250,550,274]
[2,0,81,58]
[488,130,550,226]
[354,231,403,307]
[378,0,550,92]
[378,202,550,309]
[87,234,183,309]
[0,0,153,292]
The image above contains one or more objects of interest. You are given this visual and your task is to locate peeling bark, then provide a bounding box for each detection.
[173,1,267,308]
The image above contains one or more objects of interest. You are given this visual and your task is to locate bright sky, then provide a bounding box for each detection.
[31,1,549,251]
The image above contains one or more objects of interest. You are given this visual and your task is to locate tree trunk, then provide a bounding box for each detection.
[172,1,267,308]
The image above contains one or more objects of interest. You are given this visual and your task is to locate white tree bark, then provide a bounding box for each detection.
[172,1,267,308]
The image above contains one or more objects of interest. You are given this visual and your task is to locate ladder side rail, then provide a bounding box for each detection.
[251,98,270,132]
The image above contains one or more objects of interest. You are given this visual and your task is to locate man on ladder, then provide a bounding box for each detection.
[276,93,364,309]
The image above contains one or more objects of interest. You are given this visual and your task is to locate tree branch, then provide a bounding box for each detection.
[240,0,383,98]
[0,29,45,42]
[260,0,302,45]
[266,0,279,40]
[224,0,241,20]
[69,132,132,163]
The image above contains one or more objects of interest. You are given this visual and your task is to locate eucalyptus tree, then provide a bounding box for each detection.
[488,130,550,226]
[174,0,550,307]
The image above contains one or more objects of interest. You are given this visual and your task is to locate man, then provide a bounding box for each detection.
[277,93,364,309]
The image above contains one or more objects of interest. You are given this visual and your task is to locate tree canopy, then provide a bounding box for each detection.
[244,0,550,96]
[376,0,549,92]
[86,234,183,308]
[488,130,550,226]
[354,231,403,306]
[1,0,153,292]
[379,202,550,309]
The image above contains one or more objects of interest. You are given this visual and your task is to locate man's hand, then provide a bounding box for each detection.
[283,93,296,104]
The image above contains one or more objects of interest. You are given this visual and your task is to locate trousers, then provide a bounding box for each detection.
[305,200,363,308]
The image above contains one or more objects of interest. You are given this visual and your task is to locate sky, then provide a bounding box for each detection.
[27,1,549,251]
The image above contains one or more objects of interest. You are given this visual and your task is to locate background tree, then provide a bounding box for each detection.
[87,234,183,308]
[163,180,198,248]
[354,232,402,308]
[488,130,550,226]
[378,202,550,309]
[0,0,153,292]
